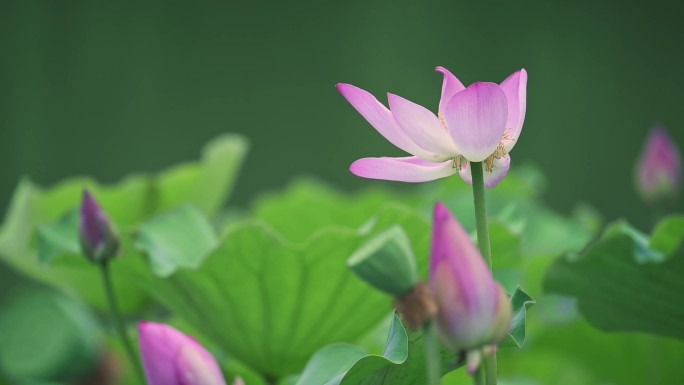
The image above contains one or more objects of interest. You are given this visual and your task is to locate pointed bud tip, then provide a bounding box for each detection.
[138,320,153,332]
[430,202,473,253]
[78,188,119,263]
[82,188,93,201]
[650,124,668,135]
[433,201,450,217]
[646,125,675,150]
[80,188,100,215]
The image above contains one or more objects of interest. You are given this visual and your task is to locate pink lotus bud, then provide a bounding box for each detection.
[138,322,226,385]
[429,202,512,373]
[635,125,681,205]
[232,377,244,385]
[79,189,120,263]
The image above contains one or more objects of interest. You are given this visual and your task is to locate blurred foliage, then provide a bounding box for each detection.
[137,195,431,378]
[544,215,684,339]
[1,131,683,384]
[650,215,684,255]
[133,205,219,277]
[298,287,532,384]
[1,1,683,383]
[297,314,461,385]
[0,283,101,384]
[502,289,535,348]
[0,134,247,312]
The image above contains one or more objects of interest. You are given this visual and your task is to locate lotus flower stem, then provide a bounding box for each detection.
[482,355,497,385]
[99,262,144,383]
[469,161,497,385]
[470,162,492,268]
[473,365,486,385]
[423,320,442,385]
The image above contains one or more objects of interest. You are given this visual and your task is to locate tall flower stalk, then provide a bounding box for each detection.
[470,162,497,384]
[473,366,486,385]
[423,320,441,385]
[79,190,144,382]
[99,260,144,382]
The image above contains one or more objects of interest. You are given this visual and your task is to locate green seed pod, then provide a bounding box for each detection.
[347,225,418,296]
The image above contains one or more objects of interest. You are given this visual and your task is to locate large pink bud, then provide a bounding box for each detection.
[138,321,226,385]
[429,202,512,372]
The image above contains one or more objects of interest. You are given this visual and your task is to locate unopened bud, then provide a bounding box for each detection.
[79,189,119,263]
[429,202,512,373]
[138,321,227,385]
[635,125,681,205]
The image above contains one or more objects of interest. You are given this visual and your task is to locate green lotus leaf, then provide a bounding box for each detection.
[501,287,535,348]
[0,134,248,312]
[133,205,219,277]
[650,215,684,257]
[136,201,431,379]
[0,287,101,382]
[543,218,684,339]
[297,313,462,385]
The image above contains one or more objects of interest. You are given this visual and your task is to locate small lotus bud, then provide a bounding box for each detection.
[79,190,120,263]
[138,322,227,385]
[233,377,245,385]
[347,225,418,296]
[429,202,512,373]
[635,125,681,205]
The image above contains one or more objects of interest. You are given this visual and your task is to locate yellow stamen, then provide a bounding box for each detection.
[484,156,495,172]
[452,155,466,170]
[501,128,516,149]
[484,136,511,172]
[494,141,507,158]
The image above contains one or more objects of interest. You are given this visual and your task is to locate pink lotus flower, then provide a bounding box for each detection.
[337,67,527,187]
[79,189,120,263]
[138,321,227,385]
[429,202,512,373]
[635,125,681,204]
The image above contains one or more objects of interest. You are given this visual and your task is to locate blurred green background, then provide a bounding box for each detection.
[1,0,682,228]
[1,2,684,384]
